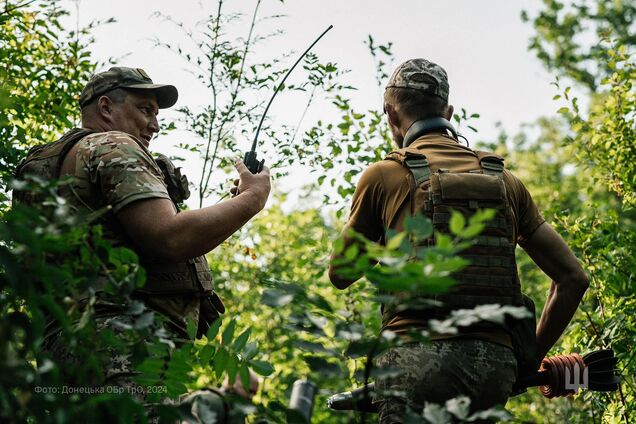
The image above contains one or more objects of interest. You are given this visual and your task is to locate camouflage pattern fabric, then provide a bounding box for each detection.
[385,58,450,102]
[44,316,147,399]
[79,66,178,109]
[62,131,171,216]
[44,315,175,423]
[373,339,516,424]
[60,131,204,333]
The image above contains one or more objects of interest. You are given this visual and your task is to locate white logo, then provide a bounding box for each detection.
[564,363,589,391]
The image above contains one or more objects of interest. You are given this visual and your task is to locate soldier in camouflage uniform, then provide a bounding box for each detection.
[15,67,270,407]
[328,59,588,423]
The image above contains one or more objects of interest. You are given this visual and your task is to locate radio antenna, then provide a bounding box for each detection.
[244,24,333,173]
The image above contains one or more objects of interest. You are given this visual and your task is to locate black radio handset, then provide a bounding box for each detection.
[243,150,264,174]
[243,24,334,174]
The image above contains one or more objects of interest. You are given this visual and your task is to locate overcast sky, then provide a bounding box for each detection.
[67,0,562,209]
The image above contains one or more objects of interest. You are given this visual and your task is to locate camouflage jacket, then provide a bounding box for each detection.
[15,129,223,338]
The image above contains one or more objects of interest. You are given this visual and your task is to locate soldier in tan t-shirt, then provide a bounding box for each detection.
[329,59,588,423]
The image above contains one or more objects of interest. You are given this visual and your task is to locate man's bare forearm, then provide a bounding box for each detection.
[117,162,271,263]
[166,190,264,260]
[522,223,589,361]
[117,190,265,263]
[535,279,588,361]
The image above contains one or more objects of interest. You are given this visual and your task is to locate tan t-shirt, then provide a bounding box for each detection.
[345,134,545,346]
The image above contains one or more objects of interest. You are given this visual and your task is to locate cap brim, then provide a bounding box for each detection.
[125,83,178,109]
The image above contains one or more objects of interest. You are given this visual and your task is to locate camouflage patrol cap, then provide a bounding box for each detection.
[79,67,178,109]
[386,58,449,102]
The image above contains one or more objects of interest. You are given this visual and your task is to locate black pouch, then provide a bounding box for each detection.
[509,293,540,395]
[197,292,225,338]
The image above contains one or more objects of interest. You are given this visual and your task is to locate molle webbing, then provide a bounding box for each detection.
[383,147,522,317]
[138,256,214,296]
[453,273,517,288]
[13,129,97,205]
[432,212,509,229]
[14,128,97,179]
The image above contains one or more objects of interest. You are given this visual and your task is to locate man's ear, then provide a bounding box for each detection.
[445,104,454,121]
[385,103,400,129]
[96,96,114,121]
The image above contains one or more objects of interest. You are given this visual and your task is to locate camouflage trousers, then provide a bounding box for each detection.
[44,316,236,423]
[43,315,166,418]
[373,338,517,424]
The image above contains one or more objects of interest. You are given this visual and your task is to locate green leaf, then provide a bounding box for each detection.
[226,354,239,384]
[214,348,229,379]
[470,208,496,223]
[249,359,274,376]
[243,342,259,360]
[404,214,433,241]
[460,223,485,239]
[557,106,570,114]
[303,355,341,377]
[206,318,223,341]
[333,237,344,254]
[293,340,336,355]
[386,232,406,250]
[261,288,294,307]
[344,243,359,260]
[186,318,197,339]
[345,339,376,358]
[232,327,251,352]
[239,363,251,393]
[222,319,236,345]
[134,312,154,330]
[199,345,215,365]
[449,211,466,235]
[435,233,454,251]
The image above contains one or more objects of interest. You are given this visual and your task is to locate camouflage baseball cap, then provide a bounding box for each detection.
[386,58,449,102]
[79,67,178,109]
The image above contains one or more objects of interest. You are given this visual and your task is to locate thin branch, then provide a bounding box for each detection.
[1,0,37,17]
[198,0,223,207]
[204,5,260,182]
[290,85,317,146]
[202,0,262,199]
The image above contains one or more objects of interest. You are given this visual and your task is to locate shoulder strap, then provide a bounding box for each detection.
[385,150,432,186]
[385,150,432,216]
[54,128,97,176]
[475,150,505,177]
[404,154,432,186]
[14,128,97,179]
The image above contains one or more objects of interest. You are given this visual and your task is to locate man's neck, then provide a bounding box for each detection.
[81,118,111,133]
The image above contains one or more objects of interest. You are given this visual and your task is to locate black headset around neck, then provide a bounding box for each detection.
[402,117,461,148]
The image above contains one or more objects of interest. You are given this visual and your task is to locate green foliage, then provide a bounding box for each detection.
[523,0,636,90]
[206,200,356,422]
[1,181,153,422]
[558,43,635,206]
[0,0,99,189]
[340,210,496,295]
[517,3,636,421]
[2,0,635,422]
[154,2,348,205]
[1,2,276,422]
[208,201,527,423]
[478,115,636,422]
[303,38,395,212]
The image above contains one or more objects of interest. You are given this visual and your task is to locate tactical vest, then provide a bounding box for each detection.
[384,146,523,320]
[13,129,223,312]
